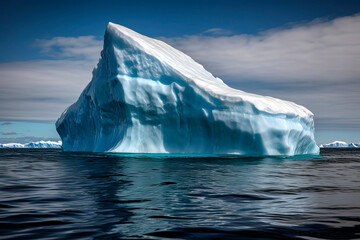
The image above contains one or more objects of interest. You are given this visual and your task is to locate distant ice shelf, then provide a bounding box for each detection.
[56,22,319,156]
[0,140,62,149]
[320,141,359,148]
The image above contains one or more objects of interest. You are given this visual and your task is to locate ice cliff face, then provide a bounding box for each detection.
[56,22,319,156]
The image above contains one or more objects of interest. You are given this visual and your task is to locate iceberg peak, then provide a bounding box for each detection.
[56,23,319,155]
[103,22,312,119]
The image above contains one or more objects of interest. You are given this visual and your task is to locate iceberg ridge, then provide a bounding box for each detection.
[56,22,319,156]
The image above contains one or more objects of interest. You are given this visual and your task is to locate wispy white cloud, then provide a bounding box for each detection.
[0,60,95,121]
[164,14,360,83]
[1,131,17,135]
[201,28,234,36]
[34,36,102,61]
[0,35,102,122]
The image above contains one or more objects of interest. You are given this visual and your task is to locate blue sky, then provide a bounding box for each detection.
[0,0,360,144]
[2,0,360,61]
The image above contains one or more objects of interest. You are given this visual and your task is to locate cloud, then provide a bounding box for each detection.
[35,36,102,61]
[162,14,360,130]
[0,35,102,122]
[0,59,96,121]
[164,15,360,83]
[2,131,17,135]
[201,28,234,36]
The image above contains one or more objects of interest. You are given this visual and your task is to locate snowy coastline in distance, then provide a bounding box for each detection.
[320,141,359,148]
[1,139,358,149]
[0,140,62,148]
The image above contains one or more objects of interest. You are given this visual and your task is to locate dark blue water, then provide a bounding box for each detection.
[0,149,359,240]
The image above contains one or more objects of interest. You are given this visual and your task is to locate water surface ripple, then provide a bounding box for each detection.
[0,148,359,239]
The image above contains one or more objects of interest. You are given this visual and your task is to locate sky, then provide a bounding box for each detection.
[0,0,360,144]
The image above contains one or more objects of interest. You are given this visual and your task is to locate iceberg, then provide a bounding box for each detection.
[24,140,62,148]
[320,141,359,148]
[0,141,62,149]
[56,22,319,156]
[0,143,25,148]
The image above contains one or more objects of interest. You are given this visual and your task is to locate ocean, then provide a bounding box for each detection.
[0,148,359,239]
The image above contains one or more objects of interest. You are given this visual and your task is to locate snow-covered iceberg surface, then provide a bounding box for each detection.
[0,141,62,148]
[56,22,319,156]
[321,141,359,148]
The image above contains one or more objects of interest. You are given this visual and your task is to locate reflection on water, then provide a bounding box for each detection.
[0,148,359,239]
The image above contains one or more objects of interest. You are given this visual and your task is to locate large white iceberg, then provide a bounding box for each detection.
[56,22,319,156]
